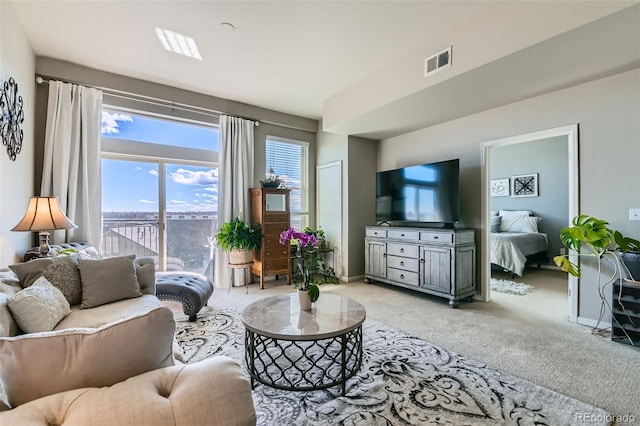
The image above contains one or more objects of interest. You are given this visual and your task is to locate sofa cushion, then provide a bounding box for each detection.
[78,255,142,309]
[9,256,82,306]
[7,276,71,333]
[0,306,176,408]
[0,276,21,338]
[55,294,162,330]
[0,356,256,426]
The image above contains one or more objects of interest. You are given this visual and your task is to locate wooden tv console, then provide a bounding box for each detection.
[364,226,476,307]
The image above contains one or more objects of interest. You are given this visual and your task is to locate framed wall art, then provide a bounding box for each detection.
[511,173,538,197]
[490,178,510,197]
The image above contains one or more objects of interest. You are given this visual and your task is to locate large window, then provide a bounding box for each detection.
[101,108,218,276]
[265,137,309,230]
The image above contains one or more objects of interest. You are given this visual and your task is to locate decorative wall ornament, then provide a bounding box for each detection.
[0,77,25,161]
[490,178,510,197]
[511,173,539,197]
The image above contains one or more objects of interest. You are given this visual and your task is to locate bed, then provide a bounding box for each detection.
[489,210,549,277]
[490,232,549,277]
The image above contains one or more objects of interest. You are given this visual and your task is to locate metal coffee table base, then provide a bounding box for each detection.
[244,326,363,396]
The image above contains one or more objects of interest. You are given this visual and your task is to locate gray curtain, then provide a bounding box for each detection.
[214,115,255,288]
[40,81,103,247]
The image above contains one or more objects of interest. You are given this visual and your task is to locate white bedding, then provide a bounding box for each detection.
[490,232,548,277]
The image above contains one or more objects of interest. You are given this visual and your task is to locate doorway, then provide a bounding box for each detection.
[481,125,579,322]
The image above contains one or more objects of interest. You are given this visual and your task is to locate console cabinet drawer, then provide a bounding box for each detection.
[420,232,454,244]
[388,230,420,240]
[387,256,419,272]
[387,268,419,287]
[387,243,419,258]
[366,228,387,238]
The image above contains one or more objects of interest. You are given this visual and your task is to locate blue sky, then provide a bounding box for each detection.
[101,111,219,213]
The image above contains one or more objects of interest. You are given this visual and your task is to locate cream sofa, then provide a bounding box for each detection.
[0,246,257,424]
[0,245,161,339]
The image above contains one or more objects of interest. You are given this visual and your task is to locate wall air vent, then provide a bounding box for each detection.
[424,46,452,77]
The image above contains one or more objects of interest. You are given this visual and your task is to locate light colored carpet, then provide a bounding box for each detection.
[178,268,639,422]
[176,309,610,425]
[490,278,535,295]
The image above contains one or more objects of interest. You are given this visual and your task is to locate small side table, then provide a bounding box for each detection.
[229,261,254,294]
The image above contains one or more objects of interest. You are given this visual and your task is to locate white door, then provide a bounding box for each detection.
[317,161,342,278]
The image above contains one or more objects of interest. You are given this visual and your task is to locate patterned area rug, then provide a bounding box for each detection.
[491,278,535,295]
[175,309,609,425]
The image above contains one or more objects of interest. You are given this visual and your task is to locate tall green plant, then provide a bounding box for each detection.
[554,215,640,277]
[554,214,640,344]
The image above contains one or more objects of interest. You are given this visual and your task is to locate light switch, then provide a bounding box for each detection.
[630,208,640,221]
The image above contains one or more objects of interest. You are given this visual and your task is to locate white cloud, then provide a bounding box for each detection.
[138,199,155,204]
[196,192,217,200]
[149,169,158,176]
[171,168,217,186]
[101,111,133,135]
[169,199,188,205]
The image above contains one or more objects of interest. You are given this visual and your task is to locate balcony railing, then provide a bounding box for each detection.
[102,217,216,278]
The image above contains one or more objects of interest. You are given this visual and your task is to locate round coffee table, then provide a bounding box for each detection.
[241,293,366,395]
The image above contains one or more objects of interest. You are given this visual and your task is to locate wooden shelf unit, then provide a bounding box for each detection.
[250,188,291,289]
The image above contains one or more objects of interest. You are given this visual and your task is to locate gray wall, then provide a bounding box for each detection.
[0,1,36,266]
[346,135,377,279]
[316,124,377,281]
[490,136,569,262]
[379,69,640,324]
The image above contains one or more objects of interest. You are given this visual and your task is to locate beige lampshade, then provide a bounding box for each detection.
[12,197,77,232]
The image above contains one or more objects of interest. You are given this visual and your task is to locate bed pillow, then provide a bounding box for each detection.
[499,210,532,217]
[6,276,71,333]
[78,255,142,309]
[490,210,499,217]
[0,307,175,407]
[8,256,82,306]
[500,215,541,233]
[490,216,502,233]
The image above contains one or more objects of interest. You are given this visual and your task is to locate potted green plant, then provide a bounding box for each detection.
[554,215,640,280]
[216,214,263,265]
[259,168,283,188]
[303,226,327,249]
[554,214,640,341]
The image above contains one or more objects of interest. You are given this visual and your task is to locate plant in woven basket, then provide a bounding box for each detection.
[216,214,263,252]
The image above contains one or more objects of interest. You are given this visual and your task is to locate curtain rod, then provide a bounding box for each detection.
[35,75,261,126]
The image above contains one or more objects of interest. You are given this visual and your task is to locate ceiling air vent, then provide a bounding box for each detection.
[424,46,452,77]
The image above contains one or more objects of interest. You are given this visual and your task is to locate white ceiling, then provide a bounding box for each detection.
[11,1,640,139]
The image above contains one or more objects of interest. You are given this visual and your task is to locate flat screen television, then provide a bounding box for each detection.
[376,158,460,225]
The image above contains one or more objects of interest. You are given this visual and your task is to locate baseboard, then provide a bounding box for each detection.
[577,316,612,330]
[539,264,561,271]
[341,275,364,283]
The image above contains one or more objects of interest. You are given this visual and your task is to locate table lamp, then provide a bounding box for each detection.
[11,196,78,257]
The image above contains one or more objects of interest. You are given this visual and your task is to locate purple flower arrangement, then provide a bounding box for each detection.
[279,228,317,248]
[280,228,317,291]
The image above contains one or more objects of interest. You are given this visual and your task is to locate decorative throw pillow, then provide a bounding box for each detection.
[9,256,82,306]
[490,215,502,233]
[78,255,142,309]
[0,307,175,407]
[499,209,532,217]
[500,215,541,233]
[6,276,71,333]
